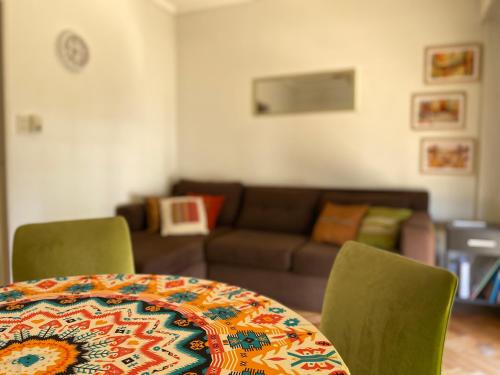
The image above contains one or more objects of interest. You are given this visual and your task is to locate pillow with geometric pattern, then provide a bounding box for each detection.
[357,206,413,250]
[160,197,209,236]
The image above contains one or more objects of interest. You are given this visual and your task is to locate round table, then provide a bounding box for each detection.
[0,274,350,374]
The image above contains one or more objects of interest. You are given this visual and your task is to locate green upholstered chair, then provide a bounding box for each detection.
[321,241,457,375]
[13,217,135,282]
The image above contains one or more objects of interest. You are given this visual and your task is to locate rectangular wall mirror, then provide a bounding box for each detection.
[253,69,355,115]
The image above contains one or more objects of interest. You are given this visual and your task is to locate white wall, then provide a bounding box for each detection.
[2,0,177,282]
[478,19,500,222]
[177,0,484,221]
[481,0,494,19]
[481,0,500,20]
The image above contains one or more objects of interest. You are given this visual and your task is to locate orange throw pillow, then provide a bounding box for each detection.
[312,203,369,246]
[145,196,162,233]
[187,193,225,231]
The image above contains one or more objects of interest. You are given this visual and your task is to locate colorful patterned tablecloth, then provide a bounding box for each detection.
[0,274,350,374]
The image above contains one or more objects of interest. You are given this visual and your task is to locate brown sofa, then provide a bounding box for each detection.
[117,179,434,311]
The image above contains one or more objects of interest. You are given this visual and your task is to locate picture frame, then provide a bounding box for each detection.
[424,43,481,84]
[411,91,466,131]
[420,138,476,175]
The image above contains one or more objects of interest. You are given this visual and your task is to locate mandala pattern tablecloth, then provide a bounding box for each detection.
[0,274,350,374]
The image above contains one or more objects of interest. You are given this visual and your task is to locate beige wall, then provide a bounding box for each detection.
[2,0,177,281]
[478,19,500,222]
[177,0,484,221]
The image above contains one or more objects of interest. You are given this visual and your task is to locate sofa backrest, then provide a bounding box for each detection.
[318,189,428,213]
[236,187,321,234]
[171,179,244,226]
[171,179,429,234]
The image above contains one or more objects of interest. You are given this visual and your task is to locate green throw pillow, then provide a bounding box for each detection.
[357,207,413,250]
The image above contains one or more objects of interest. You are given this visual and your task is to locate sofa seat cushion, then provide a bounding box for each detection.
[206,230,306,271]
[131,231,205,274]
[293,241,340,277]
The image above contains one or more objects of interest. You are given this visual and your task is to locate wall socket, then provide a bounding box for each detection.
[16,114,43,134]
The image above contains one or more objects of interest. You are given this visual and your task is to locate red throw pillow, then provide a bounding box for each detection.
[187,193,225,230]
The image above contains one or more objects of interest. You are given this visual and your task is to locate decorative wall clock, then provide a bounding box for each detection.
[56,30,90,72]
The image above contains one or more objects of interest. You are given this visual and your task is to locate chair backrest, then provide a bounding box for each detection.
[321,241,457,375]
[13,217,135,282]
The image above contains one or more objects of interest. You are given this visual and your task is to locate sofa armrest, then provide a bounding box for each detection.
[116,203,147,232]
[401,211,436,266]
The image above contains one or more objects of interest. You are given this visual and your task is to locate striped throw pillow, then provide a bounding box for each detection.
[357,207,412,250]
[160,197,209,236]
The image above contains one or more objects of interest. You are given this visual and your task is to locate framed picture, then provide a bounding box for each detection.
[424,43,481,84]
[411,91,466,130]
[420,138,476,175]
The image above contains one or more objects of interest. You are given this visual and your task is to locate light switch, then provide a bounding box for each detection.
[28,115,43,133]
[16,114,43,134]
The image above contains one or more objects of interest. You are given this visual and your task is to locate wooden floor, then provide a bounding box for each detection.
[298,307,500,375]
[442,307,500,375]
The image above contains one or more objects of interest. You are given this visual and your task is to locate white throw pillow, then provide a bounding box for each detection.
[160,197,209,236]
